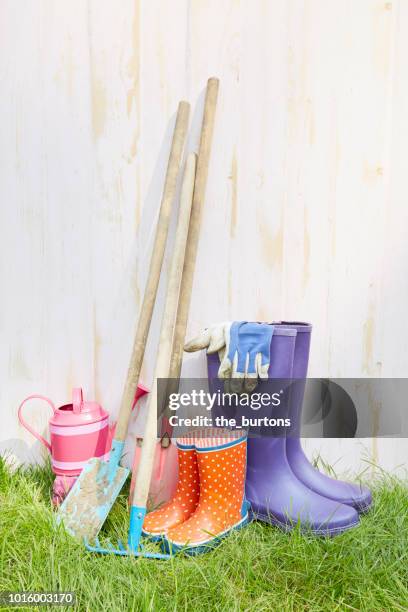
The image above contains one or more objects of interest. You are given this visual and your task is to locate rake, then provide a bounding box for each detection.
[86,77,219,558]
[86,151,196,558]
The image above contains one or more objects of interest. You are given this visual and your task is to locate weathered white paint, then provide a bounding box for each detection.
[0,0,406,477]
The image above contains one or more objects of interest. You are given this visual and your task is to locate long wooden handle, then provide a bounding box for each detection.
[169,77,219,380]
[132,153,197,507]
[115,101,190,441]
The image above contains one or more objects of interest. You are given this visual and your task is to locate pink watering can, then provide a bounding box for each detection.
[18,386,148,503]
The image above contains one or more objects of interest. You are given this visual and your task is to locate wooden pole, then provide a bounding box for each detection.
[115,101,190,441]
[169,78,219,381]
[132,153,197,507]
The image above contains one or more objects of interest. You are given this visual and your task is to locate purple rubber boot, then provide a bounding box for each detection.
[275,321,372,513]
[207,326,359,536]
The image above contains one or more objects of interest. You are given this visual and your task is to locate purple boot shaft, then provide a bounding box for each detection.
[276,322,372,513]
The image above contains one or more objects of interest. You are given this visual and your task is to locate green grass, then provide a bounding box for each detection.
[0,458,407,612]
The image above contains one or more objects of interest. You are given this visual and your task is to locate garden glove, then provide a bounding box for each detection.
[184,321,274,393]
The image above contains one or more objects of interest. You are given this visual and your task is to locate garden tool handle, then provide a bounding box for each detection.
[18,394,56,452]
[131,152,196,508]
[162,77,219,424]
[170,78,219,380]
[114,101,190,443]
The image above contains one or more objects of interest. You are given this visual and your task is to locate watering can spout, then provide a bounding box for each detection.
[134,383,149,404]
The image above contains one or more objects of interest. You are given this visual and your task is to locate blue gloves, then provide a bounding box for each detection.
[184,321,274,392]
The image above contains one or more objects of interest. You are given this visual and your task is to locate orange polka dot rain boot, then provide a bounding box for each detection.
[164,428,250,555]
[142,434,199,541]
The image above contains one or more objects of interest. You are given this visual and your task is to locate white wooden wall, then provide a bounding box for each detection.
[1,0,407,477]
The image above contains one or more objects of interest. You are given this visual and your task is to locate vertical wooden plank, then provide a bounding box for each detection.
[85,1,190,463]
[85,0,145,416]
[183,0,244,343]
[238,0,289,322]
[0,0,94,462]
[381,0,408,379]
[283,0,397,471]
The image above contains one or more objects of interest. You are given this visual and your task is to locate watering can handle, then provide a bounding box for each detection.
[18,394,56,452]
[72,388,83,414]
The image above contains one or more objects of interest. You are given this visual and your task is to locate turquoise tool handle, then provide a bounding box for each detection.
[107,439,125,480]
[128,505,147,552]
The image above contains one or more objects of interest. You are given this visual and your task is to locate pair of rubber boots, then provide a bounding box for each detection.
[207,321,371,536]
[142,428,250,554]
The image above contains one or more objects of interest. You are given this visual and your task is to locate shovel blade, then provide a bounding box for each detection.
[56,457,129,541]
